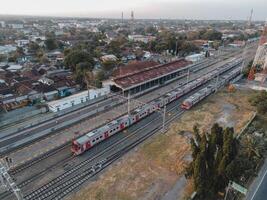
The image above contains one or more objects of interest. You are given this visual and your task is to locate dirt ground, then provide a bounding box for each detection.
[68,88,256,200]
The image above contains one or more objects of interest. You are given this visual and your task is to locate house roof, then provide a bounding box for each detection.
[112,61,159,78]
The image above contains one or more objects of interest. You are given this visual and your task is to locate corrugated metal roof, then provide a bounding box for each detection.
[113,59,192,89]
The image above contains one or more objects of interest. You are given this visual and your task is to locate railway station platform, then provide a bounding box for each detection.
[105,59,193,96]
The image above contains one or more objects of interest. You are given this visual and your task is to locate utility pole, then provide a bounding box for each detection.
[215,72,219,92]
[109,92,167,132]
[224,181,231,200]
[127,92,131,115]
[0,158,23,200]
[161,105,166,132]
[241,41,247,73]
[186,68,190,84]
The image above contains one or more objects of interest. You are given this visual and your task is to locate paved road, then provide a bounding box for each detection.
[245,159,267,200]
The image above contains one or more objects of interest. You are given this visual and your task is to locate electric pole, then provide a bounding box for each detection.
[127,92,131,115]
[0,158,23,200]
[186,68,190,84]
[161,105,166,132]
[215,72,219,92]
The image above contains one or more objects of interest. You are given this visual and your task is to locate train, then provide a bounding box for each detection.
[181,66,242,110]
[71,58,243,155]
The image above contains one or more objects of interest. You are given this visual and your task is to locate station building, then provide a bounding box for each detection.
[104,59,192,96]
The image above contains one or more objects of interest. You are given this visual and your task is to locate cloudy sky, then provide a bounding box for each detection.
[0,0,266,20]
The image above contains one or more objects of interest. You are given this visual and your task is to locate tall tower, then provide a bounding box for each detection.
[131,11,134,22]
[247,9,253,28]
[121,12,124,24]
[130,11,135,34]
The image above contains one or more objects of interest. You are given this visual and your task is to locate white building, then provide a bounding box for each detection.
[38,77,54,85]
[128,35,156,44]
[7,64,23,72]
[10,24,24,29]
[101,55,118,62]
[0,21,5,28]
[0,45,16,54]
[185,54,205,63]
[47,87,110,112]
[16,40,30,47]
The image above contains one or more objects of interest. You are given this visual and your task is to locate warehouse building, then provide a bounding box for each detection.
[47,87,110,112]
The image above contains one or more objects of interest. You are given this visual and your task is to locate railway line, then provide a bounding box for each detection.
[25,109,186,200]
[0,46,249,155]
[0,48,247,156]
[24,99,187,200]
[8,52,245,173]
[21,61,243,200]
[0,44,257,200]
[0,55,247,199]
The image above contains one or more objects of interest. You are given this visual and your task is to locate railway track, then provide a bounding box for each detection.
[1,51,247,156]
[0,47,256,200]
[24,102,185,200]
[0,52,255,200]
[7,55,235,174]
[5,55,245,177]
[22,58,250,200]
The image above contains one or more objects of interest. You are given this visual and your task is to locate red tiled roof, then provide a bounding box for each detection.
[113,59,192,89]
[113,61,159,78]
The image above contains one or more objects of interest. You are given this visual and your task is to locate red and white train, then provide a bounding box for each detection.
[71,58,243,155]
[181,66,242,109]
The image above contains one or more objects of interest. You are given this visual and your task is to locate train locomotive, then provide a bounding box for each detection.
[71,58,243,155]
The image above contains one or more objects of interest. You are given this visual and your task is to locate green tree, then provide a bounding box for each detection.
[249,90,267,114]
[64,50,95,71]
[186,124,238,200]
[29,41,40,52]
[102,60,117,72]
[45,38,58,51]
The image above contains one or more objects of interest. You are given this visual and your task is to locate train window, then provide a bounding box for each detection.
[92,140,95,142]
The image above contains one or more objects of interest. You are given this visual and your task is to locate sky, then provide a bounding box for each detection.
[0,0,266,20]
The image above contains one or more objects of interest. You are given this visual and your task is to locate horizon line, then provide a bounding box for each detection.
[0,13,265,22]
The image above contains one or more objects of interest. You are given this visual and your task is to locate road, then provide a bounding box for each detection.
[245,159,267,200]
